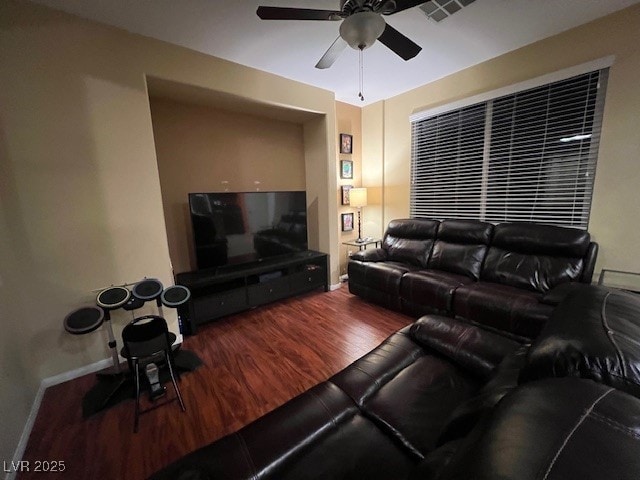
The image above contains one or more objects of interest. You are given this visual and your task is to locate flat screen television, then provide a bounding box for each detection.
[188,191,308,270]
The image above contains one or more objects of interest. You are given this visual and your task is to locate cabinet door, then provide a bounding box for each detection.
[193,288,248,323]
[289,268,326,294]
[247,277,290,306]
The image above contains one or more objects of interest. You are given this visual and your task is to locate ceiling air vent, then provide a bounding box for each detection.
[419,0,476,22]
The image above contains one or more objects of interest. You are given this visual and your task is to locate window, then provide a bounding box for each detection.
[410,68,608,229]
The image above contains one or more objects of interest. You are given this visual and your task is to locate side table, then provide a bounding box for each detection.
[597,269,640,294]
[342,238,382,251]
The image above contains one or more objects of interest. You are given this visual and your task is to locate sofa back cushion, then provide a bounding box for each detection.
[481,222,591,293]
[428,220,493,280]
[519,285,640,400]
[383,218,439,268]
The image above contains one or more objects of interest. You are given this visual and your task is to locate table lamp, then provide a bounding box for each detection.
[350,187,368,243]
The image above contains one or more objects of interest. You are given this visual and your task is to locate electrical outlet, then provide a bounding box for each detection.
[348,250,354,257]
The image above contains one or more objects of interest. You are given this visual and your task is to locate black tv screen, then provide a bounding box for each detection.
[188,191,308,269]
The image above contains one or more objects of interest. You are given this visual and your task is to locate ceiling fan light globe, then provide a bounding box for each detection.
[339,12,386,50]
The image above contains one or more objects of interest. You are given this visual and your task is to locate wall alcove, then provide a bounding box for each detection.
[146,77,335,278]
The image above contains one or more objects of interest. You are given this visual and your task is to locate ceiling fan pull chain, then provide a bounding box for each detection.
[358,47,365,102]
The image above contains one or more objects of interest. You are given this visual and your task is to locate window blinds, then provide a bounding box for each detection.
[410,69,608,229]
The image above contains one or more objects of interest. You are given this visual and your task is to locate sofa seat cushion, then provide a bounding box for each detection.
[520,286,640,399]
[361,355,479,460]
[149,381,415,480]
[348,261,420,310]
[331,326,483,461]
[330,331,425,406]
[436,378,640,480]
[453,282,553,339]
[401,270,475,315]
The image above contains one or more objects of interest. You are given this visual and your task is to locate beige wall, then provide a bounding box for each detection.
[0,0,337,463]
[361,101,386,239]
[335,102,363,275]
[149,97,307,274]
[362,4,640,277]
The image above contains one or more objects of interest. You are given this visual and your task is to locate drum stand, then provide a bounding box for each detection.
[97,312,123,376]
[93,310,127,409]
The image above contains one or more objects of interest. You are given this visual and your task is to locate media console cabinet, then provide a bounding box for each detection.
[175,250,329,334]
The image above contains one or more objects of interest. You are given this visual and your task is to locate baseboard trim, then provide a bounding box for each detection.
[329,282,342,291]
[5,382,45,480]
[45,358,114,388]
[6,357,115,480]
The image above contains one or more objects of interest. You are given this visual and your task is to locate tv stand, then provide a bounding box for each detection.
[175,250,329,334]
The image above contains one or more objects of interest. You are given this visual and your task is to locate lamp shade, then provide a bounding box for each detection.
[339,12,386,50]
[350,188,368,208]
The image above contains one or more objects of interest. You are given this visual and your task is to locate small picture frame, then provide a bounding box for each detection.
[340,160,353,179]
[341,185,352,205]
[340,133,353,154]
[341,212,354,232]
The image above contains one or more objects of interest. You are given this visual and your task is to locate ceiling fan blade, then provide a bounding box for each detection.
[377,24,422,60]
[257,6,343,21]
[385,0,427,14]
[315,37,348,69]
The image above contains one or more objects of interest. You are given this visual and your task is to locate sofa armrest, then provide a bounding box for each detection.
[580,241,598,283]
[539,282,584,306]
[410,315,520,380]
[437,345,529,445]
[520,285,640,400]
[351,247,387,262]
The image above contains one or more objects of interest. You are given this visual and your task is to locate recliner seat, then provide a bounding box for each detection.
[400,219,493,317]
[452,222,595,338]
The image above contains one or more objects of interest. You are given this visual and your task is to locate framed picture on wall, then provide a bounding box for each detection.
[340,133,353,154]
[340,160,353,179]
[341,185,352,205]
[341,212,354,232]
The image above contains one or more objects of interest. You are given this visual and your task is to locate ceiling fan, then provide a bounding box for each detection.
[256,0,425,69]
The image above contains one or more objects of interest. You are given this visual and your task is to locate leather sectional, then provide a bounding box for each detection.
[348,218,598,339]
[151,285,640,479]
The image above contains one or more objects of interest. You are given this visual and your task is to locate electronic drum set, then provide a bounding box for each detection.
[63,278,192,412]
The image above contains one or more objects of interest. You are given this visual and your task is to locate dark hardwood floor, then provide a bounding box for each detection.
[19,285,413,480]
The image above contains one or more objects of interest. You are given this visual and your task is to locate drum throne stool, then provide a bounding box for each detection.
[121,315,186,432]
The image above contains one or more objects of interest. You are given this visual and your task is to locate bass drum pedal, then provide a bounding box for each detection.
[145,362,166,400]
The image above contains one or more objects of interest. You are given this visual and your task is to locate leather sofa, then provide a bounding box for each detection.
[348,218,598,339]
[151,285,640,480]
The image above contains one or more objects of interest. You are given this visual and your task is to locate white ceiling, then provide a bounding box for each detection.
[31,0,640,106]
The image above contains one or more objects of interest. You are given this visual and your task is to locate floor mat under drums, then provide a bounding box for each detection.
[82,349,202,418]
